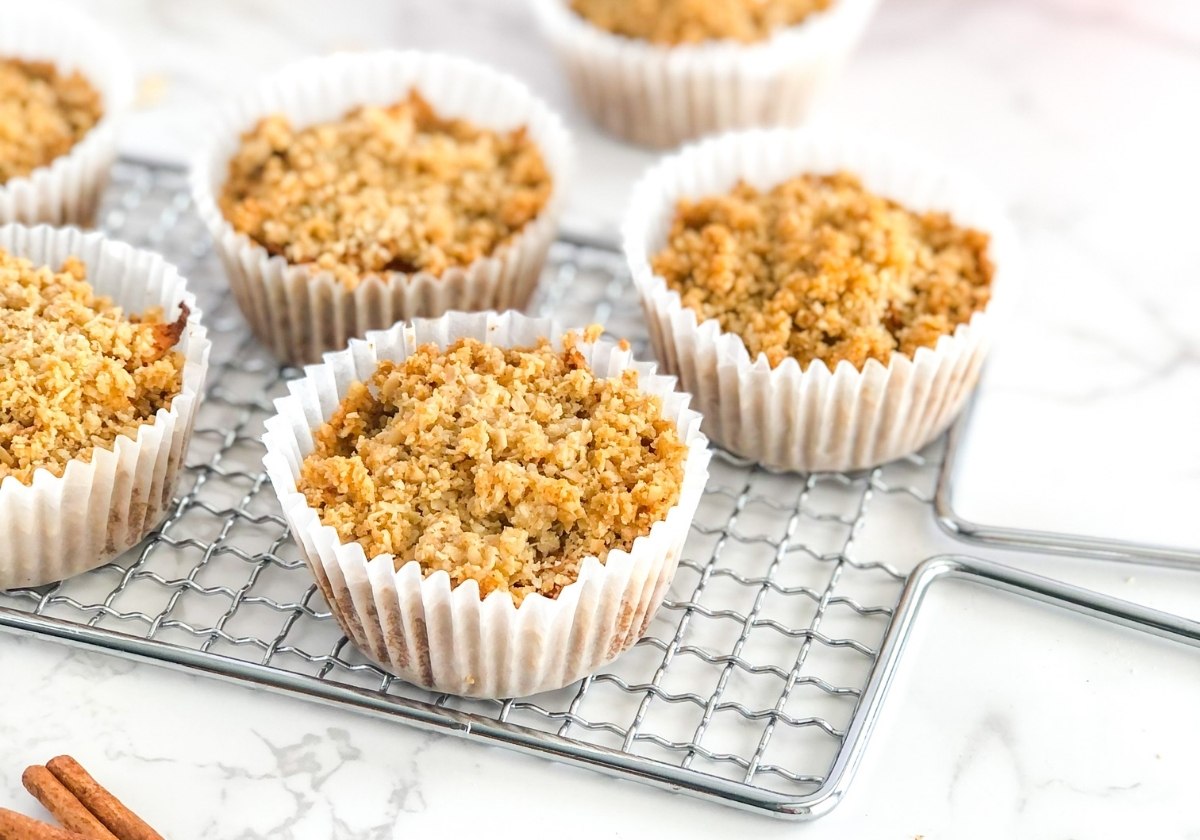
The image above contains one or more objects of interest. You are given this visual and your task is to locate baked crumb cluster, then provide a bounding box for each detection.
[0,249,186,484]
[652,171,994,370]
[219,91,553,289]
[299,331,687,605]
[569,0,832,44]
[0,58,103,184]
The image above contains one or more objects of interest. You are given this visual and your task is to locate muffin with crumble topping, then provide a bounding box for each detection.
[0,224,210,589]
[625,128,1015,471]
[569,0,833,44]
[0,58,102,185]
[532,0,878,147]
[652,171,994,372]
[0,7,133,225]
[219,91,552,292]
[263,311,710,698]
[192,51,572,365]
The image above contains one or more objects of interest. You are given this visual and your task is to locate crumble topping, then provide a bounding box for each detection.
[569,0,833,45]
[0,58,103,184]
[219,90,553,290]
[298,330,687,605]
[651,171,994,370]
[0,249,186,485]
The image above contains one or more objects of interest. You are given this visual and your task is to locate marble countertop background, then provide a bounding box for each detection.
[2,0,1199,837]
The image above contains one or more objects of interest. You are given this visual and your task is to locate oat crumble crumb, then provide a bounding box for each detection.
[569,0,833,45]
[0,249,186,484]
[298,331,687,605]
[219,90,553,290]
[651,171,994,370]
[0,58,103,184]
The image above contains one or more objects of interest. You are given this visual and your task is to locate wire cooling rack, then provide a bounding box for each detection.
[3,160,1200,820]
[0,160,1010,818]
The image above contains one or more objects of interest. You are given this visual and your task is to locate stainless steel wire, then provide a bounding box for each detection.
[0,159,948,817]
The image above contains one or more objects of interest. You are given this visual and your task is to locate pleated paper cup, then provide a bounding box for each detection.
[0,225,211,589]
[0,5,134,226]
[530,0,878,148]
[191,51,573,367]
[263,310,711,698]
[623,128,1017,473]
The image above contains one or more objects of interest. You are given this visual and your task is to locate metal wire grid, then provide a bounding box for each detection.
[0,160,947,814]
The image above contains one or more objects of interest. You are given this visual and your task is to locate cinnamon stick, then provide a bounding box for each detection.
[0,807,91,840]
[44,757,163,840]
[22,766,119,840]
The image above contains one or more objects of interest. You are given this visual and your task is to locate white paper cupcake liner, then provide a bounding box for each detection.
[263,310,711,698]
[531,0,878,148]
[0,5,134,226]
[191,51,574,367]
[0,224,211,589]
[623,128,1018,472]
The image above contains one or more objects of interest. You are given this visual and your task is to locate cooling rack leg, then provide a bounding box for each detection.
[934,397,1200,571]
[820,553,1200,818]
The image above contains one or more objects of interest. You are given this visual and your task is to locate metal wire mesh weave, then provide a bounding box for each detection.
[0,161,947,816]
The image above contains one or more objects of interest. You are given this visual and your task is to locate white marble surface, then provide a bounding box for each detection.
[2,0,1200,838]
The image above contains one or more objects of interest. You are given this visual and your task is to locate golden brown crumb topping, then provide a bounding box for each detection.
[651,171,994,370]
[0,249,186,485]
[219,91,553,290]
[569,0,832,44]
[0,58,103,184]
[299,330,687,605]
